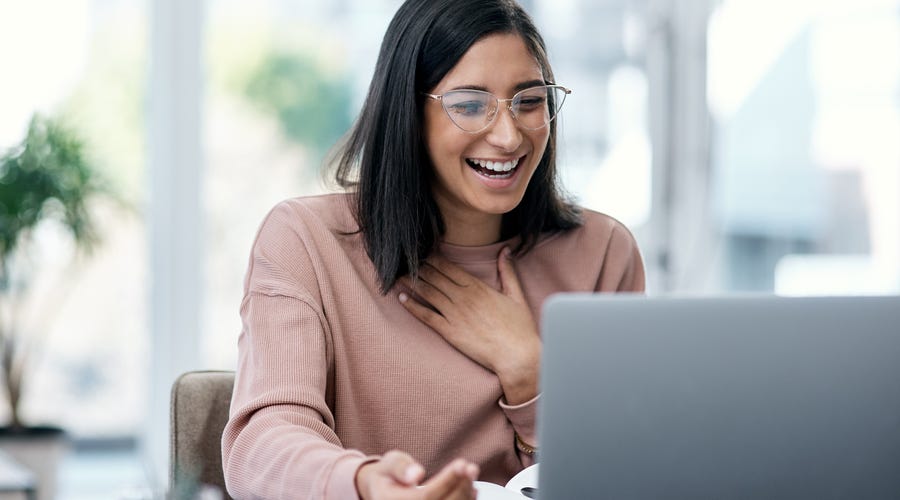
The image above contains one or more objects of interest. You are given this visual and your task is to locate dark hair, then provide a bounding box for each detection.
[333,0,581,293]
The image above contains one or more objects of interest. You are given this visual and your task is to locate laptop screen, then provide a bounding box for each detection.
[537,294,900,500]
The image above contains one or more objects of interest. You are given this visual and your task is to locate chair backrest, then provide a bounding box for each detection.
[169,370,235,500]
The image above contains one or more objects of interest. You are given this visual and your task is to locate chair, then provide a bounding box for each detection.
[169,370,235,500]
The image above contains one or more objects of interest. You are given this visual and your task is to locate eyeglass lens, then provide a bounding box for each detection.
[440,86,568,132]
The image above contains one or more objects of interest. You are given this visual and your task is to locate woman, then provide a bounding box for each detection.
[222,0,645,498]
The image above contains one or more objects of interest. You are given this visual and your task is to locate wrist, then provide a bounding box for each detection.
[497,341,541,405]
[355,462,374,499]
[499,371,539,405]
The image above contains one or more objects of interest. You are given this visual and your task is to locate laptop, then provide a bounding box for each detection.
[536,294,900,500]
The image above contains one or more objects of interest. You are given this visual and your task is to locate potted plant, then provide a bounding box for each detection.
[0,114,110,500]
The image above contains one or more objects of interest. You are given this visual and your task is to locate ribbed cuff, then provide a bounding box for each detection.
[499,392,540,446]
[324,453,381,500]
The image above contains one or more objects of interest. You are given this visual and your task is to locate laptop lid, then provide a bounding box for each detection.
[537,294,900,500]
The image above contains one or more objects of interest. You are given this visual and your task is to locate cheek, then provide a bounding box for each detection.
[426,120,472,168]
[530,129,551,160]
[424,108,458,161]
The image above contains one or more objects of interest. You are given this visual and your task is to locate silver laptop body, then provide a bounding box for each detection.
[537,294,900,500]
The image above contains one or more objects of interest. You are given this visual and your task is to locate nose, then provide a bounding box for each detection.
[484,103,523,152]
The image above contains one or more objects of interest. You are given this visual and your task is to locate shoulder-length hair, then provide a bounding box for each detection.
[333,0,581,293]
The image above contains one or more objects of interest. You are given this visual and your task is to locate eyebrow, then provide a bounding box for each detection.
[448,79,547,93]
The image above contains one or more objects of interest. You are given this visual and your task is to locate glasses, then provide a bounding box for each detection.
[424,84,571,134]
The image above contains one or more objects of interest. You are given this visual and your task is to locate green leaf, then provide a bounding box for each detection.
[0,114,109,272]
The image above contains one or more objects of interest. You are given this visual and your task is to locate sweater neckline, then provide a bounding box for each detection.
[438,236,521,264]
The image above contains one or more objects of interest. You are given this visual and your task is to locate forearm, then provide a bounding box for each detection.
[223,406,371,499]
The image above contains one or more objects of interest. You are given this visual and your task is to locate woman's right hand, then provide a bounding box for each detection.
[355,450,479,500]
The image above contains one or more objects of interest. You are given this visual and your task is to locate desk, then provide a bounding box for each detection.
[0,451,35,500]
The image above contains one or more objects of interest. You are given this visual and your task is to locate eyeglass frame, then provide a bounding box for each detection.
[422,84,572,134]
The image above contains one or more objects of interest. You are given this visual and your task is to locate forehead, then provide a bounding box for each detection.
[435,33,544,94]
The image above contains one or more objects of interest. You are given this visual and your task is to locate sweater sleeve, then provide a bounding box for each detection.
[222,204,376,499]
[596,221,646,293]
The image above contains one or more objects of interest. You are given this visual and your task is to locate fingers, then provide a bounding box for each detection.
[381,450,426,486]
[497,247,526,301]
[405,272,454,308]
[425,250,523,303]
[358,452,479,500]
[420,459,479,500]
[399,292,450,332]
[357,451,427,500]
[424,255,474,287]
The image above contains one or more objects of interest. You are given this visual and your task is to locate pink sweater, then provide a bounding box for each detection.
[222,193,645,499]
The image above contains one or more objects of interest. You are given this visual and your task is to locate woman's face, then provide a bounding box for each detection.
[423,33,550,226]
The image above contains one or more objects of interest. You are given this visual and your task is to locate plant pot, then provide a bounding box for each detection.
[0,426,69,500]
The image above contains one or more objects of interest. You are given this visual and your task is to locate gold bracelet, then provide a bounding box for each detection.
[515,432,537,456]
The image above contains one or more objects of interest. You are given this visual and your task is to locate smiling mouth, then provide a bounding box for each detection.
[465,157,523,179]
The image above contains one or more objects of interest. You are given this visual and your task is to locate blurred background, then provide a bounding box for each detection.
[0,0,897,497]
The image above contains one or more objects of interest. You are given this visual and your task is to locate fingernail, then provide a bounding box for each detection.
[502,247,511,258]
[399,292,408,303]
[466,463,479,479]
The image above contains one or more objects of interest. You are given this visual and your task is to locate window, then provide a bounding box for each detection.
[203,0,402,369]
[535,0,653,232]
[708,0,900,294]
[0,0,147,439]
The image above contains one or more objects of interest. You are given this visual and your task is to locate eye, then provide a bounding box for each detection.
[447,100,487,116]
[515,95,546,111]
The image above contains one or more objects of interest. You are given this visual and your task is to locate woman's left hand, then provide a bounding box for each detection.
[399,247,541,404]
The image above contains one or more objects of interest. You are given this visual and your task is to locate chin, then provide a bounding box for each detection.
[474,195,525,216]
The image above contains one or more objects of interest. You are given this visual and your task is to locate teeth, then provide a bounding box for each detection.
[470,158,519,172]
